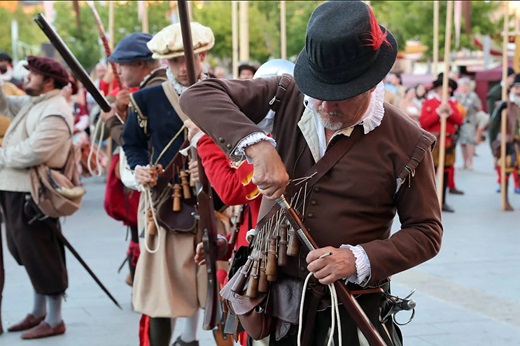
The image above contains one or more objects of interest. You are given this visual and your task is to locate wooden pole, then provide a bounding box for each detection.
[280,1,286,60]
[232,1,239,77]
[436,0,453,207]
[108,1,115,50]
[142,1,149,34]
[239,1,249,62]
[500,1,510,211]
[107,0,116,170]
[433,1,440,77]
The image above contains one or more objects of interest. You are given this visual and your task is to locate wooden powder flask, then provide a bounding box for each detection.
[179,170,191,199]
[231,255,253,294]
[173,184,182,212]
[246,257,260,298]
[146,209,157,236]
[286,226,300,256]
[148,164,164,187]
[278,223,288,266]
[258,253,269,293]
[266,237,278,282]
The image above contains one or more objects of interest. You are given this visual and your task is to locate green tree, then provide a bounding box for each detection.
[371,1,500,59]
[0,6,47,59]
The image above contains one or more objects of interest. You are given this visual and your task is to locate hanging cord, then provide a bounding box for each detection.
[297,257,342,346]
[142,187,161,254]
[140,124,186,254]
[87,118,105,176]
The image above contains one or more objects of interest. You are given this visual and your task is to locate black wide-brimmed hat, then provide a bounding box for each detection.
[431,73,458,91]
[294,1,398,101]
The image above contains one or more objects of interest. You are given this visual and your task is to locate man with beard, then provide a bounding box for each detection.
[0,56,73,339]
[180,1,442,345]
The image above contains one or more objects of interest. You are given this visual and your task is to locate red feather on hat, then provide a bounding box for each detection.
[365,7,389,51]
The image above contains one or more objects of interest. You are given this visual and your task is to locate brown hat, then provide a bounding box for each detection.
[24,56,69,88]
[147,22,214,60]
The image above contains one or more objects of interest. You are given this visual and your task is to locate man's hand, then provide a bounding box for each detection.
[245,141,289,199]
[188,159,199,183]
[134,166,156,186]
[184,119,201,141]
[437,103,452,117]
[194,237,229,265]
[115,89,130,116]
[307,246,356,285]
[100,105,116,123]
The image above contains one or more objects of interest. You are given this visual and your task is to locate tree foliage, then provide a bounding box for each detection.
[371,1,500,58]
[0,1,505,71]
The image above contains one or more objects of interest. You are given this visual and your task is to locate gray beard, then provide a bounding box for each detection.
[318,114,343,131]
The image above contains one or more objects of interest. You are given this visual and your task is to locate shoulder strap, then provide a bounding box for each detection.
[162,81,189,122]
[269,74,293,113]
[256,126,364,225]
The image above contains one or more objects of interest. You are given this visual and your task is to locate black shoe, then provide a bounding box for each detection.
[442,204,455,212]
[449,188,464,195]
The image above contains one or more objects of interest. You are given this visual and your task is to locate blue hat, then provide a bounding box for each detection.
[108,33,154,63]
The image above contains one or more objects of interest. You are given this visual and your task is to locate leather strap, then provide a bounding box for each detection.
[269,74,293,113]
[161,81,189,122]
[256,126,364,228]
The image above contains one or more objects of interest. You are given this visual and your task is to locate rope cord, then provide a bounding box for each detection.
[297,273,342,346]
[143,187,161,254]
[88,118,105,176]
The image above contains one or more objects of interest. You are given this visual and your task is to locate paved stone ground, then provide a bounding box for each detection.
[1,142,519,345]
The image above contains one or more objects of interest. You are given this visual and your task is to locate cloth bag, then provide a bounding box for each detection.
[29,141,85,219]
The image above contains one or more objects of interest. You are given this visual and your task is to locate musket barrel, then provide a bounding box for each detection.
[33,13,111,112]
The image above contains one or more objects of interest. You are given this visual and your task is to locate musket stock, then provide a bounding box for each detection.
[33,13,111,113]
[276,196,388,346]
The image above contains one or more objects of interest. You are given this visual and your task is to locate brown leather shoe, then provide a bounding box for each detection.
[7,314,45,332]
[21,321,66,339]
[449,188,464,195]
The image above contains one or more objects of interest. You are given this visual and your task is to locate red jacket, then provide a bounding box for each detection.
[197,134,261,250]
[420,96,463,142]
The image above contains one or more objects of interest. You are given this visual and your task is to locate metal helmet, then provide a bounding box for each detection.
[253,59,295,79]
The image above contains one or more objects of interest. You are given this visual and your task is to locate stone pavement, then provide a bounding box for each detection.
[1,142,519,346]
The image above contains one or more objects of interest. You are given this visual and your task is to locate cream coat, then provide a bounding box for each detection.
[0,88,73,192]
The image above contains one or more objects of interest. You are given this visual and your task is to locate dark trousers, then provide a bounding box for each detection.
[0,191,68,295]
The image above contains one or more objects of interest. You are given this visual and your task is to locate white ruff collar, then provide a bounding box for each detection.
[357,81,385,134]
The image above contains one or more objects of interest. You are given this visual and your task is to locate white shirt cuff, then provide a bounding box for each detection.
[190,131,204,149]
[340,244,371,287]
[134,164,149,192]
[233,132,276,163]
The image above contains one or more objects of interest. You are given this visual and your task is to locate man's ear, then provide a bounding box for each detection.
[199,51,207,62]
[44,77,56,90]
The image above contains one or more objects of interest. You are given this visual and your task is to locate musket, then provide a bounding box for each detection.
[57,230,122,310]
[177,0,219,330]
[86,1,122,89]
[276,196,389,346]
[33,13,111,113]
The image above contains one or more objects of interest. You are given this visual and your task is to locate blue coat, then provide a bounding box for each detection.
[123,84,185,169]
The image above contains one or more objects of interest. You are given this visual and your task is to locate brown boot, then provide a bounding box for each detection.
[7,314,45,332]
[21,321,66,339]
